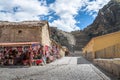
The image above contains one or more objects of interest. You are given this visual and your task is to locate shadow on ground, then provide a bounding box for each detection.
[76,55,119,80]
[0,65,30,68]
[94,64,120,80]
[77,57,90,64]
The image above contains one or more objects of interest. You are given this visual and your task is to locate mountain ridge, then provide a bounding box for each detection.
[50,0,120,51]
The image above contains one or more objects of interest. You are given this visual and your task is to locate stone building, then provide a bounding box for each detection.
[0,21,51,46]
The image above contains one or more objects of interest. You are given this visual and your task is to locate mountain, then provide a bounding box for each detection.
[72,0,120,50]
[50,27,76,52]
[84,0,120,38]
[50,0,120,51]
[71,30,90,51]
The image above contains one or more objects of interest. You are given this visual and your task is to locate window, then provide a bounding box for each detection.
[18,30,22,34]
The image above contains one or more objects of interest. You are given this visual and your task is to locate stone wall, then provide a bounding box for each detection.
[0,21,51,46]
[42,23,51,46]
[94,59,120,78]
[0,25,42,43]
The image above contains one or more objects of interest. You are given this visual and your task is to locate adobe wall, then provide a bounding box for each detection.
[41,23,51,46]
[0,25,42,43]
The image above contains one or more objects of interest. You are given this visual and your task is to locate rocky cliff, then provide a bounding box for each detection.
[72,0,120,50]
[50,27,76,52]
[71,30,90,51]
[50,0,120,51]
[84,0,120,37]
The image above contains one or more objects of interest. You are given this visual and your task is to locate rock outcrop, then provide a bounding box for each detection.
[72,0,120,51]
[84,0,120,38]
[50,27,76,52]
[71,31,90,51]
[50,0,120,51]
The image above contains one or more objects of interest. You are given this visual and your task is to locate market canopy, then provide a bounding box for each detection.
[0,42,40,47]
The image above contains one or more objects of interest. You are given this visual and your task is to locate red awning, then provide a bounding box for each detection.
[0,42,40,47]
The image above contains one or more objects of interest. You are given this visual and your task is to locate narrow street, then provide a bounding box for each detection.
[0,52,112,80]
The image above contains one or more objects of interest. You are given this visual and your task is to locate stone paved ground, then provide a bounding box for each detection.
[0,55,113,80]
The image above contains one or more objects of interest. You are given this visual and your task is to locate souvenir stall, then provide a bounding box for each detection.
[0,42,43,66]
[51,39,61,59]
[0,41,63,66]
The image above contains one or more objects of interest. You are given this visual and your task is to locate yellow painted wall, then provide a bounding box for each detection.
[82,39,95,60]
[83,31,120,59]
[114,44,120,57]
[83,39,94,53]
[96,43,120,58]
[94,31,120,52]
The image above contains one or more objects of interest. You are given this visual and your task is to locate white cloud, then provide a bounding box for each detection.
[0,0,110,32]
[0,0,48,21]
[49,0,110,32]
[49,0,89,32]
[84,0,110,17]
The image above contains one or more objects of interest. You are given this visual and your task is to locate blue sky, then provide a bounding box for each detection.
[0,0,110,32]
[75,11,95,30]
